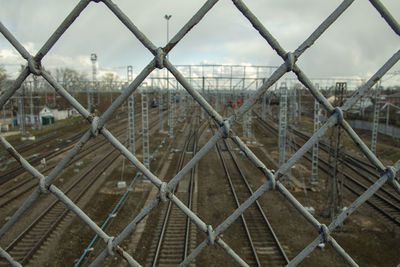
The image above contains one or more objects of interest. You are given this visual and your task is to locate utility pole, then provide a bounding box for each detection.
[164,14,172,47]
[165,14,172,134]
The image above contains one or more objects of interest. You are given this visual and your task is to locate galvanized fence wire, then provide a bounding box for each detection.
[0,0,399,266]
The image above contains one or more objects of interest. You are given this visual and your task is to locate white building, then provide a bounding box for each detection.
[39,106,54,125]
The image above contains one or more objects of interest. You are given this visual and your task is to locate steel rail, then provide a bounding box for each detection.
[212,118,288,266]
[284,119,400,205]
[0,121,83,159]
[307,148,400,226]
[0,110,160,209]
[0,106,154,191]
[0,115,127,185]
[151,125,194,267]
[152,117,207,266]
[183,119,201,259]
[256,112,399,203]
[255,115,400,226]
[215,140,261,266]
[5,147,120,264]
[0,110,132,184]
[223,138,289,264]
[0,127,126,209]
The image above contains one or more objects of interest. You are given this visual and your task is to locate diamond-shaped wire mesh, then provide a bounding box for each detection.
[1,0,400,266]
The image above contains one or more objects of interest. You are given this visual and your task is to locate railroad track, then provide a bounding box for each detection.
[213,120,288,266]
[288,138,400,227]
[254,113,400,227]
[0,119,85,158]
[0,126,126,210]
[0,110,162,211]
[147,118,201,266]
[0,110,129,177]
[0,148,121,265]
[289,126,400,199]
[0,108,166,266]
[0,110,127,157]
[0,114,129,185]
[0,127,88,184]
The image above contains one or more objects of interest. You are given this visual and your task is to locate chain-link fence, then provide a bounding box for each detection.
[1,0,400,266]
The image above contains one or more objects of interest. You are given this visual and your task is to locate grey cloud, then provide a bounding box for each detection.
[1,0,399,82]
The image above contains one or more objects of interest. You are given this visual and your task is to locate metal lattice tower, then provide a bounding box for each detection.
[158,84,164,132]
[278,83,287,170]
[242,108,247,138]
[172,90,176,128]
[246,94,253,139]
[86,80,91,114]
[242,94,249,138]
[310,99,320,185]
[201,76,205,120]
[267,92,272,115]
[127,65,135,156]
[322,82,346,220]
[182,93,187,120]
[89,53,97,112]
[141,91,150,170]
[167,88,171,129]
[371,82,381,155]
[291,86,297,121]
[179,90,184,119]
[215,93,219,113]
[29,79,34,126]
[333,82,346,216]
[261,91,267,121]
[33,76,40,129]
[18,86,26,136]
[298,87,302,122]
[168,89,175,137]
[221,91,225,111]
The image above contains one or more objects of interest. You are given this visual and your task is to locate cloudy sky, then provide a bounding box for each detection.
[1,0,399,86]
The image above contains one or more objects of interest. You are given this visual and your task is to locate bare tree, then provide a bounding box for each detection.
[103,72,119,83]
[55,67,87,84]
[0,66,8,88]
[102,72,120,91]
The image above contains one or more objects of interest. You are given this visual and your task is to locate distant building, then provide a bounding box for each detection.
[328,95,374,116]
[386,92,400,106]
[52,108,78,120]
[350,97,373,115]
[39,106,54,125]
[15,106,79,126]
